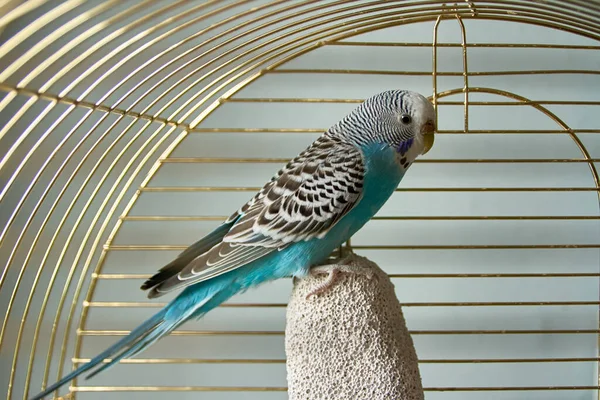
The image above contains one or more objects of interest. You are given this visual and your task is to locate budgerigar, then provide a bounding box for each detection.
[31,89,436,399]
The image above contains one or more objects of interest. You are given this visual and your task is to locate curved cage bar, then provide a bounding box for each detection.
[1,1,599,399]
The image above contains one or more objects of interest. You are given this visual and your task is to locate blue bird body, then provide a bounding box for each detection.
[191,142,406,293]
[32,89,436,400]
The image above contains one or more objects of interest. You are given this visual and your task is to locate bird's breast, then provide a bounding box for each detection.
[336,144,405,236]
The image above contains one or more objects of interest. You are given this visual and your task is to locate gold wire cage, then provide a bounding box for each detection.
[1,0,599,399]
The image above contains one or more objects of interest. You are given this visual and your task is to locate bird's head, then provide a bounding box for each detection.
[328,89,437,166]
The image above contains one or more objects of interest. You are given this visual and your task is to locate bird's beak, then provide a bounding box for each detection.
[421,120,436,155]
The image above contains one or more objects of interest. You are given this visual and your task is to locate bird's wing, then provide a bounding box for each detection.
[144,135,365,298]
[140,220,238,292]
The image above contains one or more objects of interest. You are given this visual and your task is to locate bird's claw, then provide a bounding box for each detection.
[305,253,375,299]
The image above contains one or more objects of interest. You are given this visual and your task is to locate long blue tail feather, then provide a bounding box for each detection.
[30,281,223,400]
[29,307,168,400]
[30,238,278,400]
[83,316,168,380]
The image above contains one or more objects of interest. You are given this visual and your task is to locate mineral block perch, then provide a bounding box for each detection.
[285,253,424,400]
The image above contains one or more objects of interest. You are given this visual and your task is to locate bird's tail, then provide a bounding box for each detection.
[30,283,225,400]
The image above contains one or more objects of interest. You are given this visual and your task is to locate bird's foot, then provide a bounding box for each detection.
[306,256,375,299]
[338,242,354,260]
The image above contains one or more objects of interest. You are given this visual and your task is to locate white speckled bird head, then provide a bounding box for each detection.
[328,89,437,165]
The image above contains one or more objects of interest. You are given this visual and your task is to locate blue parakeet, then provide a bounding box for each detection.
[32,89,436,399]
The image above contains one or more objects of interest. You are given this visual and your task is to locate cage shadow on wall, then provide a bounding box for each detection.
[0,1,599,399]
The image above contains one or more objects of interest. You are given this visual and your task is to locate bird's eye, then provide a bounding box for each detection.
[400,114,412,124]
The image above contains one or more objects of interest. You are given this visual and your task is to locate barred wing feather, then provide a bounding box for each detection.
[145,136,365,298]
